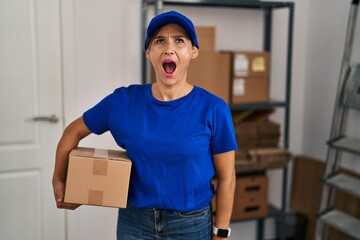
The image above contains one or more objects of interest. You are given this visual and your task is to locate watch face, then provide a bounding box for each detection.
[217,229,229,238]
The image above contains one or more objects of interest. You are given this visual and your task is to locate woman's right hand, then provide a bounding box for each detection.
[52,179,81,210]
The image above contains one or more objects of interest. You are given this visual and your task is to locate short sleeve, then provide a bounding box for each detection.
[82,93,114,135]
[210,104,238,154]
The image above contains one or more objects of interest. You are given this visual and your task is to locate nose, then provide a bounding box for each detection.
[164,42,175,55]
[164,49,174,55]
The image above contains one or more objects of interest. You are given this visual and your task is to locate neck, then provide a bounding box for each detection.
[152,82,193,101]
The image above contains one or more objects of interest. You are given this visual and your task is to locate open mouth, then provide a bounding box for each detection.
[162,59,176,75]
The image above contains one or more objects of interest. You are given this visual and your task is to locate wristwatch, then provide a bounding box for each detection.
[213,226,231,238]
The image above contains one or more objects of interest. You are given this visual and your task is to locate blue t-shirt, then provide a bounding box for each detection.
[83,84,237,211]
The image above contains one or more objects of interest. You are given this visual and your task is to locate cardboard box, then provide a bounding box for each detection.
[64,147,132,208]
[231,76,269,104]
[212,174,268,221]
[232,195,268,220]
[248,148,292,167]
[234,121,280,149]
[236,174,268,197]
[188,52,231,103]
[195,26,215,52]
[232,109,281,149]
[228,51,270,104]
[232,109,274,125]
[232,51,270,78]
[232,175,268,220]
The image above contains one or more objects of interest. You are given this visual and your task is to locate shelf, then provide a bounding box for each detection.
[235,158,290,174]
[230,100,288,110]
[267,204,284,219]
[325,173,360,198]
[328,136,360,155]
[231,204,283,223]
[142,0,294,9]
[319,209,360,239]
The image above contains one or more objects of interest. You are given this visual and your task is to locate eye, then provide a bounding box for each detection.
[175,38,185,43]
[154,38,165,44]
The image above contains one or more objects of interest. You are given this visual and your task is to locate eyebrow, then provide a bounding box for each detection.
[154,34,186,39]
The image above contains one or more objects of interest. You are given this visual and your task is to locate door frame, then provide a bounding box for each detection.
[60,0,78,239]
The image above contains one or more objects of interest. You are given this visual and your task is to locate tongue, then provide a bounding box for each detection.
[163,63,176,74]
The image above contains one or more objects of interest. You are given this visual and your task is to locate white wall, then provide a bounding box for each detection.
[61,0,360,239]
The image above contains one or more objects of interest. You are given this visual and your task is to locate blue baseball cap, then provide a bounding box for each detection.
[144,11,199,50]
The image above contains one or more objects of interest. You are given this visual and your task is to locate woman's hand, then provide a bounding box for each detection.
[52,178,81,210]
[212,236,228,240]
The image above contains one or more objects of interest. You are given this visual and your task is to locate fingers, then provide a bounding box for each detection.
[53,180,65,202]
[54,190,64,204]
[56,201,81,210]
[53,180,81,210]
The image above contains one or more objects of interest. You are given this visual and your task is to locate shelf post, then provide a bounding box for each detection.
[263,9,272,51]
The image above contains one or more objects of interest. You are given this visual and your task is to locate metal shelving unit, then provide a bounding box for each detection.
[141,1,294,239]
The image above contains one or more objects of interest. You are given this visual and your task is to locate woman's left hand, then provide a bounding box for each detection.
[212,236,228,240]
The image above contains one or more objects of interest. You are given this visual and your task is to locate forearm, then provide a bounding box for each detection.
[212,151,236,239]
[52,117,91,209]
[53,128,81,183]
[214,171,236,229]
[52,117,91,183]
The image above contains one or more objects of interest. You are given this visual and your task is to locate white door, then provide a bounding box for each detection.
[0,0,65,240]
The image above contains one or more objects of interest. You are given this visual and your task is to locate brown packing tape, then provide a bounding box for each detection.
[88,190,104,205]
[93,159,108,176]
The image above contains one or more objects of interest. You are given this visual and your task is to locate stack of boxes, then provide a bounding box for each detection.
[212,174,269,221]
[232,109,281,150]
[187,27,231,103]
[187,26,270,104]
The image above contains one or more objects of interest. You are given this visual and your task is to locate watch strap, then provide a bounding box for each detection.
[213,226,231,238]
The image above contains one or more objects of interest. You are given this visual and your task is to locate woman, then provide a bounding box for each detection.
[53,11,237,239]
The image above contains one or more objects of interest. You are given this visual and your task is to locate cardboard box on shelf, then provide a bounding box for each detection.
[188,52,231,103]
[232,195,268,220]
[226,51,270,104]
[231,51,270,78]
[235,147,291,173]
[248,148,292,168]
[257,138,280,148]
[231,109,257,124]
[231,76,269,104]
[64,147,132,208]
[232,174,268,220]
[236,174,268,197]
[234,121,281,149]
[258,121,281,136]
[195,26,215,52]
[212,174,268,221]
[232,109,274,125]
[232,109,280,149]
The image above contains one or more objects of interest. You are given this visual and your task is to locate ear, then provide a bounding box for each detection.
[191,46,199,59]
[146,49,150,59]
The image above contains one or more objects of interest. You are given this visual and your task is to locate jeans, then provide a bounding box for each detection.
[117,204,212,239]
